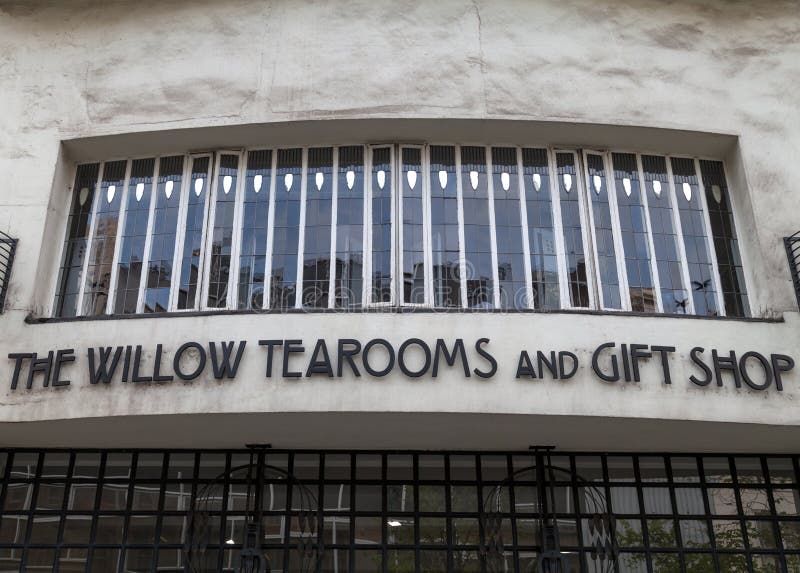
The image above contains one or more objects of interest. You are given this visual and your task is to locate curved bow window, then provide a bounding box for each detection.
[53,145,749,317]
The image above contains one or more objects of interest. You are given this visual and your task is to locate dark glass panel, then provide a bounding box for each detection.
[237,150,272,309]
[522,148,559,310]
[206,154,239,308]
[492,147,526,309]
[430,145,460,307]
[114,158,155,314]
[700,159,748,317]
[555,153,589,307]
[401,147,425,304]
[612,153,656,312]
[82,159,127,315]
[271,148,303,309]
[586,153,622,309]
[461,146,493,308]
[176,156,211,310]
[672,157,718,316]
[334,146,365,309]
[143,155,184,313]
[370,147,393,304]
[302,147,334,308]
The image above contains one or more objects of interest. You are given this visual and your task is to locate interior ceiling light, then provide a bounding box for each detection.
[387,520,402,527]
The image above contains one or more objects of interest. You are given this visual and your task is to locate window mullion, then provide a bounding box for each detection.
[577,150,600,310]
[516,147,535,309]
[200,153,223,311]
[135,158,160,314]
[547,149,571,309]
[389,147,397,307]
[262,150,278,310]
[665,156,696,316]
[694,157,727,316]
[605,151,632,312]
[75,162,104,317]
[396,147,406,307]
[167,155,194,312]
[328,146,339,309]
[105,159,133,315]
[360,145,370,308]
[635,153,664,314]
[485,145,501,309]
[294,147,309,310]
[227,151,247,310]
[422,145,433,307]
[455,144,468,309]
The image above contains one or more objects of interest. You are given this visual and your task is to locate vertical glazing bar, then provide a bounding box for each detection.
[270,148,303,310]
[263,150,279,310]
[369,146,394,305]
[203,152,240,309]
[328,147,339,310]
[460,146,493,309]
[516,147,535,309]
[455,145,468,309]
[335,146,366,309]
[491,146,526,309]
[295,148,309,310]
[485,146,501,309]
[547,150,570,309]
[301,147,333,309]
[399,147,426,305]
[227,153,248,310]
[75,162,103,316]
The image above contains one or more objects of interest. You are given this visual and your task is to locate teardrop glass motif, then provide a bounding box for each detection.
[711,184,722,204]
[135,182,145,202]
[106,185,115,203]
[315,172,324,191]
[563,173,573,192]
[469,170,479,191]
[284,173,294,192]
[253,174,263,193]
[223,175,233,194]
[622,177,632,196]
[500,172,510,191]
[165,180,174,199]
[438,170,448,190]
[592,175,601,194]
[377,170,386,190]
[79,187,89,206]
[532,173,542,192]
[194,178,204,196]
[652,180,662,197]
[406,170,417,190]
[682,182,692,201]
[346,170,355,190]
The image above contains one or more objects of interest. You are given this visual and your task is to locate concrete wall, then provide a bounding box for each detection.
[1,0,799,450]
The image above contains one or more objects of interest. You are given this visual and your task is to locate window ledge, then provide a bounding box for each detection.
[24,307,783,325]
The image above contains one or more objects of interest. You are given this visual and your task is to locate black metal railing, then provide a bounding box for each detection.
[0,230,18,313]
[785,231,800,310]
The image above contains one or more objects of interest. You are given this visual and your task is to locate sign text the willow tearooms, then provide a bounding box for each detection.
[5,339,795,392]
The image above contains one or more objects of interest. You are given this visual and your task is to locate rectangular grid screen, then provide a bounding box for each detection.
[53,145,749,318]
[0,450,797,572]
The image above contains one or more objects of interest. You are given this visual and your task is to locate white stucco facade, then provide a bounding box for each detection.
[1,0,799,452]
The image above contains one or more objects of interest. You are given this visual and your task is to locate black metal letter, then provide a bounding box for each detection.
[209,341,247,379]
[363,339,395,377]
[8,353,32,390]
[516,351,536,379]
[337,339,362,378]
[173,342,206,381]
[771,354,794,391]
[259,340,283,378]
[739,352,772,391]
[651,346,676,385]
[473,338,497,379]
[306,339,334,377]
[591,343,619,382]
[432,339,470,377]
[52,349,75,387]
[283,340,304,378]
[689,347,712,386]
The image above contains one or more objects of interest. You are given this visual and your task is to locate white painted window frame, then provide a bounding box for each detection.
[53,145,749,319]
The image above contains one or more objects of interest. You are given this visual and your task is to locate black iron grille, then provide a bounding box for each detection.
[0,230,17,313]
[785,232,800,310]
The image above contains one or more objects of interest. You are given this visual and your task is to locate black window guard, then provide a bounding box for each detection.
[785,231,800,310]
[0,230,18,313]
